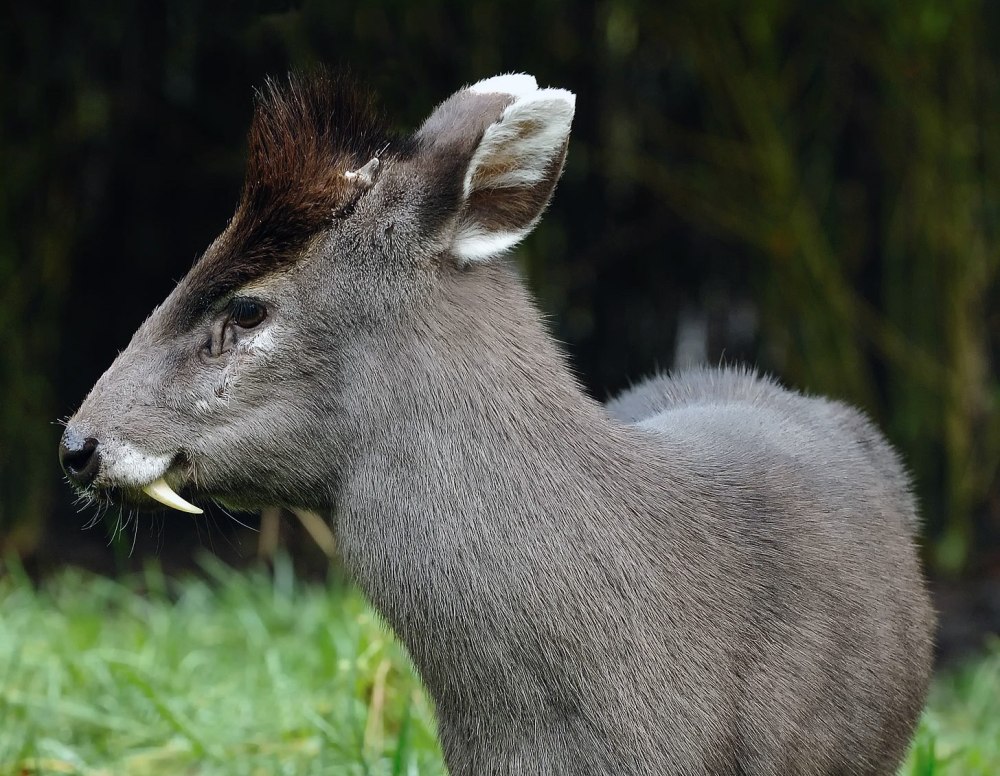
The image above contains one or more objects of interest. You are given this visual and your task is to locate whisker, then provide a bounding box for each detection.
[106,508,121,547]
[193,513,205,549]
[204,511,218,555]
[154,514,165,555]
[129,509,140,557]
[206,505,248,558]
[84,500,106,531]
[215,504,259,533]
[110,504,131,547]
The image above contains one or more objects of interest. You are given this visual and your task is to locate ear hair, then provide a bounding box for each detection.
[468,73,539,99]
[462,88,575,200]
[452,83,575,264]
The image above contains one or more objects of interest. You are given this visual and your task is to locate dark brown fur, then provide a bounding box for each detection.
[179,71,398,323]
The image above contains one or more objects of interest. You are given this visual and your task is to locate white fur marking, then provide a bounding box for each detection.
[247,328,276,354]
[100,441,172,488]
[468,73,538,99]
[453,227,531,263]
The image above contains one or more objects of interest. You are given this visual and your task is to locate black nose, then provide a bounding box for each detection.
[59,429,101,487]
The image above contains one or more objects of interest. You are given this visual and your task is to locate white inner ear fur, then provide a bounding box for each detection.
[462,88,575,198]
[454,85,576,264]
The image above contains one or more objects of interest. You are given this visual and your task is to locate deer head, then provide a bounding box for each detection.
[59,71,575,516]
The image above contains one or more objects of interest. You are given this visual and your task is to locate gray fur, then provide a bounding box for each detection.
[62,73,934,775]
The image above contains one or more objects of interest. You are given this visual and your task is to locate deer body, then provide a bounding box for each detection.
[61,72,934,775]
[335,262,931,774]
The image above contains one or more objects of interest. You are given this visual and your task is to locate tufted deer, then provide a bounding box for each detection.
[60,71,934,774]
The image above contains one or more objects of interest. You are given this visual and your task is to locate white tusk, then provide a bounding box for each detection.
[142,477,203,514]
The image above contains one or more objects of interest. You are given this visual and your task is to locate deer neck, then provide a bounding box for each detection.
[333,260,623,613]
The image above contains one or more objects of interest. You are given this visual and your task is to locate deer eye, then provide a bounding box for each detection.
[231,299,267,329]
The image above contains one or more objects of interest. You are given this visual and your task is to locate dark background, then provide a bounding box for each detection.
[2,1,998,654]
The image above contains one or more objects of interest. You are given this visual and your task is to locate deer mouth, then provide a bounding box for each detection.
[62,436,204,515]
[72,475,203,515]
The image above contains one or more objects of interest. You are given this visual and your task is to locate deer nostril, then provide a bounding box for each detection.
[59,432,101,487]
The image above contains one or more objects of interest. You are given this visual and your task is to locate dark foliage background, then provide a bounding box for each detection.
[2,1,998,624]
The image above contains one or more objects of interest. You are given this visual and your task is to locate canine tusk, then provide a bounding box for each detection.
[142,477,203,514]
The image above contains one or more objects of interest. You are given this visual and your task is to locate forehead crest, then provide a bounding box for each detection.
[243,70,389,216]
[181,70,395,320]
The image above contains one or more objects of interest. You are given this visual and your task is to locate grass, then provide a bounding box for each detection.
[1,558,997,775]
[903,641,1000,776]
[0,556,443,776]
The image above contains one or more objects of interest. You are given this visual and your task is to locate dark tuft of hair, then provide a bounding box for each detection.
[182,69,396,321]
[243,69,391,222]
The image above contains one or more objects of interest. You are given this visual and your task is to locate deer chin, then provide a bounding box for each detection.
[73,473,203,516]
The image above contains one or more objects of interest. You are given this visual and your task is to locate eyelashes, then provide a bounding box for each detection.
[231,298,267,329]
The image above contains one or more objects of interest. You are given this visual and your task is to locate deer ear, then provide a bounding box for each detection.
[415,74,575,265]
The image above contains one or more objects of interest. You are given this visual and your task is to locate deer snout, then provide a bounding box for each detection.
[59,427,101,487]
